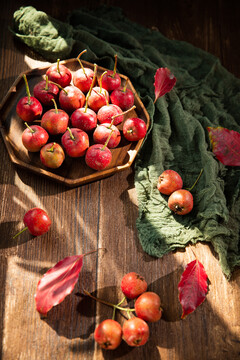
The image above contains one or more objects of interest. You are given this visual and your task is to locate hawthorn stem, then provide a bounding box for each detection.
[83,289,135,312]
[84,63,97,113]
[24,122,34,133]
[67,127,75,141]
[101,129,113,150]
[57,59,61,74]
[44,75,49,91]
[99,71,107,93]
[12,226,28,239]
[123,78,129,92]
[186,169,204,192]
[116,296,126,307]
[105,91,109,106]
[76,49,87,76]
[110,105,136,127]
[47,79,68,94]
[112,54,118,77]
[23,74,31,105]
[51,98,58,114]
[47,142,56,152]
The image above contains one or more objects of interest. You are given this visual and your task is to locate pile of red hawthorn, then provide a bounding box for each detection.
[16,52,147,171]
[92,271,162,350]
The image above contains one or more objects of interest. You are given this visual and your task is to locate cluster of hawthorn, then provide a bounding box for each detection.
[88,271,162,350]
[16,51,147,172]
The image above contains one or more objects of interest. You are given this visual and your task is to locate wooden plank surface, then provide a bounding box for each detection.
[0,1,240,359]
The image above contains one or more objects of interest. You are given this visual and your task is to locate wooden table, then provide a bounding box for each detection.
[1,1,240,359]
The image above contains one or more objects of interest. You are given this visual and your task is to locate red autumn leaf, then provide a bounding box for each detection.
[153,67,176,103]
[178,259,208,319]
[207,126,240,166]
[35,254,85,316]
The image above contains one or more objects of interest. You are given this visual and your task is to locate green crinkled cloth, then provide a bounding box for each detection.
[12,6,240,279]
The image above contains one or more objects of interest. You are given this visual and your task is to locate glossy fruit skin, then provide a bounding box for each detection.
[33,80,59,107]
[123,118,147,141]
[23,208,51,236]
[97,104,123,126]
[94,319,122,350]
[85,144,112,171]
[120,272,147,299]
[70,108,97,132]
[122,317,149,347]
[93,123,121,149]
[110,87,135,111]
[100,70,121,92]
[88,87,109,113]
[157,169,183,195]
[59,86,86,113]
[73,67,96,93]
[16,96,43,122]
[41,109,69,135]
[22,125,49,152]
[168,189,193,215]
[46,63,72,88]
[61,128,89,157]
[135,292,162,323]
[40,142,65,169]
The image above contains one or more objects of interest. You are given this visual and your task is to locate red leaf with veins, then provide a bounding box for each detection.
[35,255,84,316]
[207,126,240,166]
[154,67,176,103]
[178,259,208,319]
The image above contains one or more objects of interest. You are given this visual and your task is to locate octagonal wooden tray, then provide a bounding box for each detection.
[0,59,150,187]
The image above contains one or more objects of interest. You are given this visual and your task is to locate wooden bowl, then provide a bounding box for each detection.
[0,59,150,187]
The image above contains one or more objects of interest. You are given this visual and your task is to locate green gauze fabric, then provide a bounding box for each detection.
[12,6,240,279]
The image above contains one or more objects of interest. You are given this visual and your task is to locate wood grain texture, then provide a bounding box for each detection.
[0,1,240,359]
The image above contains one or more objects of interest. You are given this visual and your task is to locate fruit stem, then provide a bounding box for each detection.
[24,122,34,133]
[105,91,109,106]
[76,49,87,76]
[99,71,108,93]
[123,78,129,92]
[186,168,204,192]
[101,129,113,150]
[84,63,97,113]
[44,75,49,91]
[116,296,127,307]
[110,105,136,127]
[67,127,75,141]
[47,79,68,95]
[51,98,58,114]
[23,74,31,105]
[112,54,118,77]
[56,59,61,74]
[12,226,28,239]
[47,142,56,152]
[83,289,135,312]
